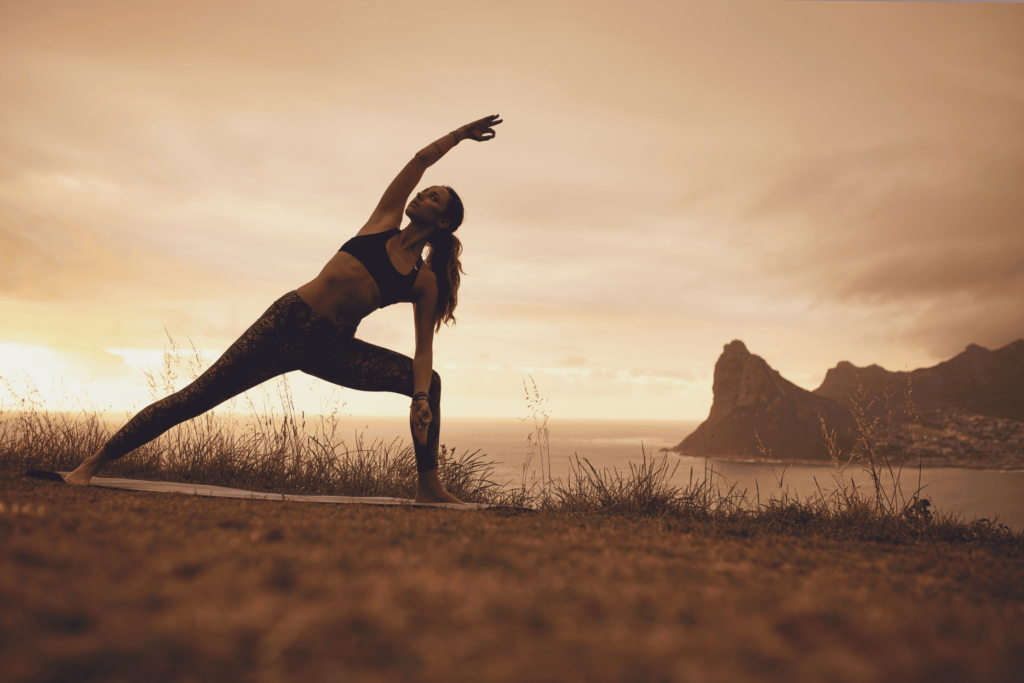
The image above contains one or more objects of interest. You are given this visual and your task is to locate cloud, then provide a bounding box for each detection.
[731,116,1024,354]
[0,205,133,299]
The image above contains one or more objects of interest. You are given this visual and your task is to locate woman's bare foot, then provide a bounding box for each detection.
[414,469,464,504]
[64,447,112,486]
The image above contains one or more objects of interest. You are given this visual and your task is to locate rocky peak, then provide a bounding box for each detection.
[706,340,791,430]
[674,341,858,461]
[723,339,748,355]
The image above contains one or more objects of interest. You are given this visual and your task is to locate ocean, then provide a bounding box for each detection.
[323,416,694,481]
[329,416,1024,530]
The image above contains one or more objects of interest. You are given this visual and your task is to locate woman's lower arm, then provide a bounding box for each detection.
[412,352,433,397]
[414,130,461,166]
[412,115,500,165]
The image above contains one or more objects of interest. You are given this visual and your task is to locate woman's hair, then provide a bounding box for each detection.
[426,186,466,332]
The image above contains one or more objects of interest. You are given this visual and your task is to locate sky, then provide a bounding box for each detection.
[1,0,1021,421]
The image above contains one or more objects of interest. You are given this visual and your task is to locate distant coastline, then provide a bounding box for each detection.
[660,448,1024,472]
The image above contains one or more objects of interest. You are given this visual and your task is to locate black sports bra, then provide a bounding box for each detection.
[338,228,422,308]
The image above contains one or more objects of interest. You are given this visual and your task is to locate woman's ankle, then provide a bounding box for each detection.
[415,469,463,504]
[66,448,109,486]
[88,445,113,466]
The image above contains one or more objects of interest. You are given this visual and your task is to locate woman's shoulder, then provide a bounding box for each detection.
[353,224,400,238]
[355,210,403,236]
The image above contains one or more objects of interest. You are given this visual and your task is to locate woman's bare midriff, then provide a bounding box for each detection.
[295,251,381,329]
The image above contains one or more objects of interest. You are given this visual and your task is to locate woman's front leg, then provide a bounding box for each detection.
[303,338,463,503]
[410,370,462,504]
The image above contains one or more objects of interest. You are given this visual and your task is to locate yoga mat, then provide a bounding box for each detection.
[24,470,505,510]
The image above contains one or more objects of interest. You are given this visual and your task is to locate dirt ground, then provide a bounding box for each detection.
[2,469,1023,683]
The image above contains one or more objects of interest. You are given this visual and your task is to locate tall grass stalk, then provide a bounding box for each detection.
[521,374,551,487]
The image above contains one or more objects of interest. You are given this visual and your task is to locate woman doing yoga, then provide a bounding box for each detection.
[65,114,504,503]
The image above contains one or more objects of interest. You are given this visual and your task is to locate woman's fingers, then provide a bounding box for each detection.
[464,115,503,139]
[455,116,500,143]
[480,116,502,131]
[410,403,432,445]
[413,418,428,445]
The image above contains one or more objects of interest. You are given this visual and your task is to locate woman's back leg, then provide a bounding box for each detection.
[66,294,307,484]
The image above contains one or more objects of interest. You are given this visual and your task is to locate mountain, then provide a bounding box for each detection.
[814,340,1024,421]
[673,339,1024,467]
[672,340,858,461]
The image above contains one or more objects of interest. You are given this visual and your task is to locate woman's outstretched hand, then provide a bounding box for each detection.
[458,114,503,142]
[411,400,432,446]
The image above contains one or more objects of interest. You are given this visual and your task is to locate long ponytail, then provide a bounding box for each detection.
[426,186,465,332]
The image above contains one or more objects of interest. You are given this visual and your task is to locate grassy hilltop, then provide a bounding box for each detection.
[3,468,1024,683]
[2,368,1024,681]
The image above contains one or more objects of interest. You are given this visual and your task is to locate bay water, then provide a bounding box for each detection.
[338,416,1024,530]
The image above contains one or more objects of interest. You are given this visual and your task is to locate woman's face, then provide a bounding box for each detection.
[406,186,451,226]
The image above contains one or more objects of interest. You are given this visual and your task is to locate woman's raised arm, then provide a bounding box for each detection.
[358,115,502,235]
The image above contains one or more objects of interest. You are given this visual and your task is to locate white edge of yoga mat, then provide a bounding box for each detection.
[56,472,493,510]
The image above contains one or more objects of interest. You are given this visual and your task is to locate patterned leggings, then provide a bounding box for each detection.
[102,291,441,472]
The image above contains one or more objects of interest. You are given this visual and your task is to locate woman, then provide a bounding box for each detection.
[66,114,503,503]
